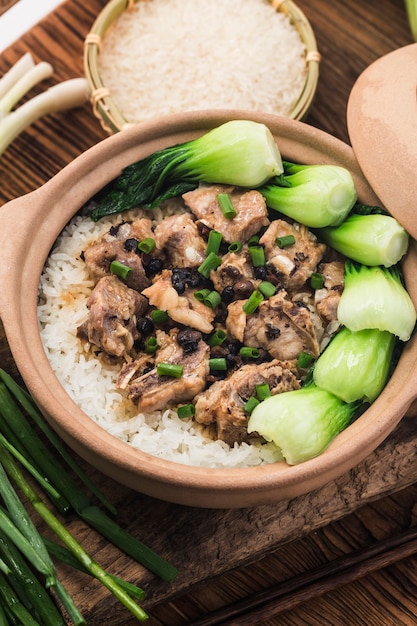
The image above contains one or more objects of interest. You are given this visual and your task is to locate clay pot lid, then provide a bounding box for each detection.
[347,43,417,239]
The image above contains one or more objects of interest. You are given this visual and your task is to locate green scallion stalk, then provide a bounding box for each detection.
[228,241,242,252]
[206,230,223,255]
[194,288,211,302]
[151,309,170,325]
[248,244,265,267]
[275,234,296,248]
[177,404,196,419]
[137,237,155,253]
[259,162,358,227]
[198,252,222,278]
[110,260,132,280]
[256,383,271,401]
[157,362,183,378]
[337,261,417,341]
[0,571,42,626]
[209,358,228,371]
[313,326,396,403]
[316,213,409,267]
[90,120,284,220]
[244,396,260,414]
[296,351,313,369]
[247,384,361,464]
[310,272,324,290]
[203,290,221,309]
[258,281,276,298]
[144,336,158,354]
[217,192,237,219]
[208,329,227,346]
[240,346,261,358]
[242,290,264,314]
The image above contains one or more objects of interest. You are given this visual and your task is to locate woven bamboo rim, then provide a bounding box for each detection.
[84,0,321,134]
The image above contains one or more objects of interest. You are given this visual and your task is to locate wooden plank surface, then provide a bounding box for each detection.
[1,0,417,624]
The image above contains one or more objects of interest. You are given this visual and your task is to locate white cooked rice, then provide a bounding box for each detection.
[98,0,307,122]
[38,208,284,468]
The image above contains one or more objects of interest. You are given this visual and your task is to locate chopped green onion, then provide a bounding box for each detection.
[204,290,221,309]
[228,241,242,253]
[276,234,296,248]
[206,230,222,256]
[198,252,222,278]
[137,237,155,253]
[157,362,183,378]
[208,330,227,346]
[177,404,196,419]
[144,337,158,354]
[209,358,228,371]
[217,192,237,219]
[248,244,265,268]
[240,346,261,358]
[242,290,264,314]
[258,281,276,297]
[151,309,170,325]
[244,396,260,414]
[256,383,271,401]
[194,288,211,302]
[297,351,313,368]
[310,272,324,290]
[110,260,132,280]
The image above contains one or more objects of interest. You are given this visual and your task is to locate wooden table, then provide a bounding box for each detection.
[1,1,417,624]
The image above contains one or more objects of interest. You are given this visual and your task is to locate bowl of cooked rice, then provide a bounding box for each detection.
[0,109,416,509]
[84,0,320,133]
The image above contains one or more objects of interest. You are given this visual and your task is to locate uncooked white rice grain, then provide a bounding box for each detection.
[98,0,307,122]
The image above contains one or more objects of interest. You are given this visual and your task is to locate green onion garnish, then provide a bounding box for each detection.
[248,235,260,246]
[244,396,260,414]
[276,234,296,248]
[258,281,276,297]
[110,260,132,280]
[242,290,264,314]
[217,192,237,219]
[194,288,211,302]
[151,309,170,325]
[177,404,196,419]
[204,290,221,309]
[144,337,158,354]
[297,351,313,368]
[248,244,265,268]
[239,346,261,359]
[208,329,227,346]
[156,362,183,378]
[310,272,324,290]
[256,383,271,401]
[137,237,156,253]
[198,252,222,278]
[228,241,242,253]
[209,358,228,371]
[206,230,222,256]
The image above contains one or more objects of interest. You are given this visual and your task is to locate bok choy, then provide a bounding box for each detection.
[89,120,283,220]
[247,383,360,465]
[316,213,409,267]
[313,326,396,403]
[337,261,416,341]
[258,161,357,227]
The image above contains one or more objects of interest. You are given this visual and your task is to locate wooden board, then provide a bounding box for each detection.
[0,1,416,624]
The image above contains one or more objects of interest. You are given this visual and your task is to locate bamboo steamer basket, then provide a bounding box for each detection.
[84,0,320,134]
